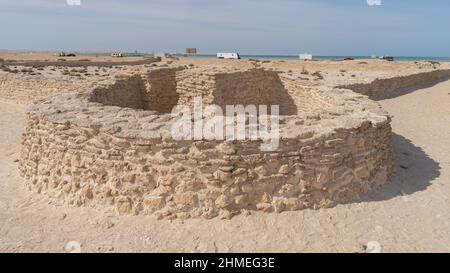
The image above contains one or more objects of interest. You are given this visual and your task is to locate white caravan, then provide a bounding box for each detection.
[299,53,313,61]
[217,53,241,60]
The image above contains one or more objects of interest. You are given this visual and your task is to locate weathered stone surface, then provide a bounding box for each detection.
[16,65,400,219]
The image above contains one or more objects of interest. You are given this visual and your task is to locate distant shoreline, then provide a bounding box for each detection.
[2,51,450,62]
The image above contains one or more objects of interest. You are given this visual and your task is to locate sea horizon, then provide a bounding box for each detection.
[2,50,450,62]
[94,52,450,62]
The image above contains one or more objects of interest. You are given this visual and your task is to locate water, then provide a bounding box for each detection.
[85,52,450,62]
[172,54,450,62]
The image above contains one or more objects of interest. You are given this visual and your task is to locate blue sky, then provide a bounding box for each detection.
[1,0,450,56]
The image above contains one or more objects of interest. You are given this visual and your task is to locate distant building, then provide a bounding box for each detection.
[186,48,198,54]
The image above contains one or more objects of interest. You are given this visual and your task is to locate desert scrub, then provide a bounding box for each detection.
[312,71,324,80]
[301,67,309,75]
[21,68,33,73]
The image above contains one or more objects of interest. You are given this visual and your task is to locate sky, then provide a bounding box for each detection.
[1,0,450,56]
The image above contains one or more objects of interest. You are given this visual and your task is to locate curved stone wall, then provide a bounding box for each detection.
[19,67,394,219]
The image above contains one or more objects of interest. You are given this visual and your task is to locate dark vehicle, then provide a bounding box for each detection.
[66,53,77,57]
[344,57,354,61]
[383,56,394,61]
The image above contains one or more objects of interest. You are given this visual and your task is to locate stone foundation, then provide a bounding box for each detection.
[0,77,81,103]
[18,66,395,219]
[337,69,450,99]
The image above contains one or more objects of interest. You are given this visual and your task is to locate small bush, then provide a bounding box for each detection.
[312,71,324,80]
[21,68,33,73]
[301,67,309,75]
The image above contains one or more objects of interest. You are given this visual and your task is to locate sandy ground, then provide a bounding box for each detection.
[0,78,449,253]
[0,52,147,63]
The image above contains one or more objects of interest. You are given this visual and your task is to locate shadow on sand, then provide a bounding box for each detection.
[361,133,441,203]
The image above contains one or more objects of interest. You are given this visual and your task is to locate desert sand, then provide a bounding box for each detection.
[0,52,147,62]
[0,57,449,252]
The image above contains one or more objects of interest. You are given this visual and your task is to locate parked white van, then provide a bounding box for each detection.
[299,53,313,61]
[111,52,123,57]
[217,53,241,60]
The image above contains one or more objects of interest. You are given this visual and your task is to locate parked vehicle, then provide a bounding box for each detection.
[154,52,172,58]
[299,53,313,61]
[217,53,240,60]
[111,52,124,57]
[344,57,354,61]
[382,56,394,61]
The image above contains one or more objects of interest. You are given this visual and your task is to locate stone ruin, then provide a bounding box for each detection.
[19,66,394,219]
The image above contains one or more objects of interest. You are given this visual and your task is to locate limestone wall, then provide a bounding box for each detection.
[0,77,81,104]
[89,67,334,116]
[144,68,180,113]
[89,75,146,110]
[337,69,450,99]
[19,110,393,219]
[18,66,394,219]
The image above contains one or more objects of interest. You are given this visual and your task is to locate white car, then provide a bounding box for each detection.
[217,53,241,60]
